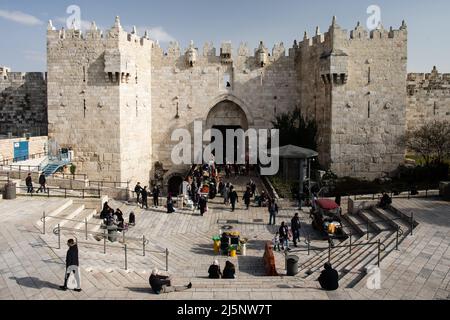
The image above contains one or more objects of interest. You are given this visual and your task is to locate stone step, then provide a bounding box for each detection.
[342,214,367,235]
[340,231,400,288]
[358,209,391,231]
[66,209,97,230]
[371,207,411,232]
[303,232,389,280]
[35,199,73,228]
[53,204,86,229]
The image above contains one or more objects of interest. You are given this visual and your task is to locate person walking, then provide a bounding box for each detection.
[279,221,290,251]
[60,239,81,292]
[36,172,47,193]
[134,182,143,204]
[229,186,238,212]
[25,173,33,194]
[199,195,208,216]
[268,199,278,226]
[223,183,230,206]
[291,213,302,247]
[141,186,149,209]
[243,187,252,210]
[152,185,160,208]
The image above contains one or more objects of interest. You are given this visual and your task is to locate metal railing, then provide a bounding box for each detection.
[88,180,130,190]
[49,219,168,271]
[18,186,101,199]
[346,188,440,202]
[0,152,47,166]
[288,235,388,271]
[0,164,44,176]
[48,172,88,181]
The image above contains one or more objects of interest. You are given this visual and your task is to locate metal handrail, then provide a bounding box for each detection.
[41,215,103,227]
[51,224,168,271]
[0,152,47,166]
[17,186,101,199]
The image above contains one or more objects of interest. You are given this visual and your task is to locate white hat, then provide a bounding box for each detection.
[151,268,158,275]
[213,260,219,266]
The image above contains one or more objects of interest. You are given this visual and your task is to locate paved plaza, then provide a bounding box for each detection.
[0,177,449,300]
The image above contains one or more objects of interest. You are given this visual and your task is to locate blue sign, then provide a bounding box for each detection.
[13,141,29,161]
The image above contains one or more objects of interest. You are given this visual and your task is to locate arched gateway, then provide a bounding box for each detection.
[206,100,250,163]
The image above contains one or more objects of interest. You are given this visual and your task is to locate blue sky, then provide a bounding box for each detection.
[0,0,449,72]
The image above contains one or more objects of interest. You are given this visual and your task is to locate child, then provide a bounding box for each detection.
[272,232,281,252]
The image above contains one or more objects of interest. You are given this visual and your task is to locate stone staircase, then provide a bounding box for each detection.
[288,204,417,289]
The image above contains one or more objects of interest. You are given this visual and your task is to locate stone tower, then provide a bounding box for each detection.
[296,18,408,179]
[47,17,153,184]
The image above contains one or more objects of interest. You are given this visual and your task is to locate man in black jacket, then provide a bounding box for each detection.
[134,182,143,204]
[318,262,339,291]
[25,173,33,193]
[291,213,302,247]
[152,186,160,208]
[60,239,81,292]
[229,186,238,212]
[149,269,192,294]
[141,186,149,209]
[37,173,47,193]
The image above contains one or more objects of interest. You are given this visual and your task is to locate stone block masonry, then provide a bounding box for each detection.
[0,69,47,137]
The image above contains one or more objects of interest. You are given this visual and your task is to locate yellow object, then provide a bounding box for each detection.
[230,249,237,258]
[213,240,221,253]
[328,224,336,234]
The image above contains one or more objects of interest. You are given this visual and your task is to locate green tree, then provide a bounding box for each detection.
[272,109,318,150]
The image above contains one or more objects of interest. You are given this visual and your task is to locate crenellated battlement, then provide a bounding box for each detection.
[296,17,407,51]
[47,17,152,48]
[408,66,450,84]
[0,70,46,82]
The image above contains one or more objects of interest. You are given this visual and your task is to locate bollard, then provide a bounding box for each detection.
[410,212,414,236]
[396,226,400,251]
[124,244,128,270]
[367,220,370,240]
[123,230,126,244]
[58,224,61,249]
[328,242,331,263]
[349,233,352,255]
[143,236,146,257]
[47,187,50,198]
[103,229,107,254]
[307,235,310,256]
[166,248,169,272]
[85,218,88,240]
[42,211,46,235]
[64,189,67,198]
[377,240,381,267]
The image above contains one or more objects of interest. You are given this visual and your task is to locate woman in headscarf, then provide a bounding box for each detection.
[208,260,222,279]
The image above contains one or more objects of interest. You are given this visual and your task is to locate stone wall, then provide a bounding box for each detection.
[0,136,48,162]
[407,67,450,131]
[0,69,47,137]
[47,18,152,186]
[151,40,298,179]
[295,18,408,180]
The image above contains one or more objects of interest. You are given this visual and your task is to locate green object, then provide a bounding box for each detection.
[212,236,220,241]
[70,164,77,175]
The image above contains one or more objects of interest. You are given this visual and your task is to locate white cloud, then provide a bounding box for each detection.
[0,9,43,26]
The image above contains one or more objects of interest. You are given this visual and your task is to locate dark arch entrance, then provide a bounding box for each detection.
[206,100,249,164]
[167,175,183,196]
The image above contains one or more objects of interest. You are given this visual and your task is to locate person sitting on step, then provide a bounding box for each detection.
[149,269,192,294]
[222,261,236,279]
[317,262,339,291]
[208,260,222,279]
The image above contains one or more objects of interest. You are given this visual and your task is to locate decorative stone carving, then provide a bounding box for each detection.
[185,40,197,67]
[255,41,268,67]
